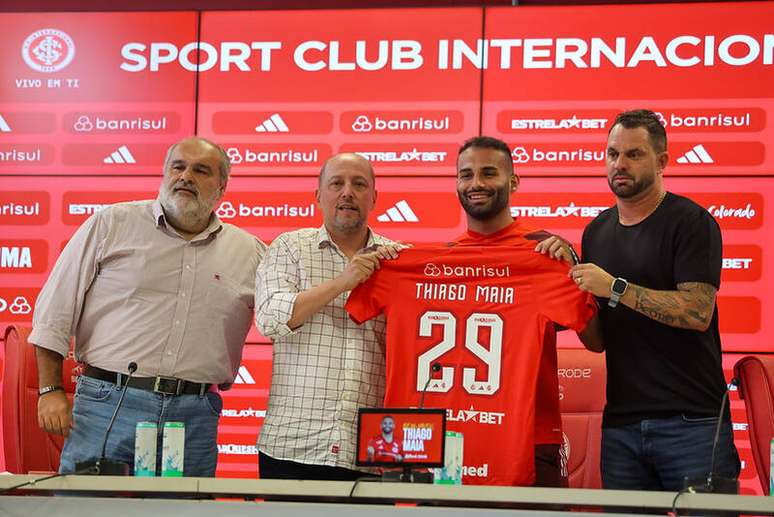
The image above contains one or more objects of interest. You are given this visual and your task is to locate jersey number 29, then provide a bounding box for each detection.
[416,311,502,395]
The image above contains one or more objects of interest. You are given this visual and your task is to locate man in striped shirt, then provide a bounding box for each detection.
[255,153,400,480]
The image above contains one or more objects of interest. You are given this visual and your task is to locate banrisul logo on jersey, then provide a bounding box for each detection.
[419,263,515,305]
[423,262,511,279]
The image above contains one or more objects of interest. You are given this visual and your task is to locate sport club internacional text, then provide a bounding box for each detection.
[119,34,774,72]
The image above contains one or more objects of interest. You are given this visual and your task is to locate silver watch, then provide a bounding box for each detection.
[608,277,628,308]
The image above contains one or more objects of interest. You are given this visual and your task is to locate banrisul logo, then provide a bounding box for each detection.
[424,263,511,279]
[22,29,76,73]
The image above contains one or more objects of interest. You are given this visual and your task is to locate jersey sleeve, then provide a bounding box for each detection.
[537,264,597,332]
[673,209,722,289]
[345,266,391,324]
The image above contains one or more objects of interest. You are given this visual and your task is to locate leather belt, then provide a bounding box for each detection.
[84,365,211,396]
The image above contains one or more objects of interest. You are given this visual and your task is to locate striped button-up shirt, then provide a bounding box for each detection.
[255,225,392,470]
[30,200,266,385]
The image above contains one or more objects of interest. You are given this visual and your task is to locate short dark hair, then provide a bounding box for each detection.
[457,136,513,174]
[610,110,667,153]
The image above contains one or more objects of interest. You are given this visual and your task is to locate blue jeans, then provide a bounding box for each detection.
[59,375,222,477]
[601,415,740,491]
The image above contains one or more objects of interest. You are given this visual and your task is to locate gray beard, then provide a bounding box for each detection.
[159,189,212,233]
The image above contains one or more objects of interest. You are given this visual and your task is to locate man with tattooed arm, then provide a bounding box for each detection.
[571,109,740,491]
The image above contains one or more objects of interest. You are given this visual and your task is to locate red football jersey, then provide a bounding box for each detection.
[454,221,582,445]
[346,245,596,486]
[367,436,403,462]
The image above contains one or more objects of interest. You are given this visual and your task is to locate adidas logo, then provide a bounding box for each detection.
[103,145,136,164]
[255,113,289,133]
[377,200,419,223]
[676,144,713,164]
[233,365,256,384]
[0,114,10,133]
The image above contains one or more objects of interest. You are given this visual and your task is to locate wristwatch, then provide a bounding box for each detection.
[38,385,64,396]
[608,277,628,308]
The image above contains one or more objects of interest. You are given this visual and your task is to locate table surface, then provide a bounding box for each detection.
[0,475,771,515]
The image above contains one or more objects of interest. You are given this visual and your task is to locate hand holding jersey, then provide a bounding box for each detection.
[569,263,616,298]
[344,137,599,486]
[453,137,601,485]
[346,244,596,485]
[580,110,739,491]
[255,153,403,480]
[534,235,578,266]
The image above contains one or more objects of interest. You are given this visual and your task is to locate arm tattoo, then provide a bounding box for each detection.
[631,282,716,331]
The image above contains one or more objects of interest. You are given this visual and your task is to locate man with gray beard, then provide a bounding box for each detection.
[31,136,265,476]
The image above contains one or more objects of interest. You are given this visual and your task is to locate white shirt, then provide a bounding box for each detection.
[30,200,266,385]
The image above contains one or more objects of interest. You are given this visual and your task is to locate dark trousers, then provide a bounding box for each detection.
[259,451,376,481]
[534,443,569,488]
[602,415,740,491]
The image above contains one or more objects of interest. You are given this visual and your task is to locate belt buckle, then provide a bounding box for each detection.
[153,376,183,395]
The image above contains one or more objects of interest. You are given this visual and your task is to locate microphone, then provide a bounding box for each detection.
[76,361,138,476]
[418,363,442,409]
[682,377,739,494]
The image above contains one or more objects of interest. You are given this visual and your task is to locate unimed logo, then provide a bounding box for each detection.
[462,463,489,478]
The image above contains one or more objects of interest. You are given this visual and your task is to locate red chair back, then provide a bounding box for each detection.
[734,355,774,495]
[2,325,79,473]
[557,348,607,489]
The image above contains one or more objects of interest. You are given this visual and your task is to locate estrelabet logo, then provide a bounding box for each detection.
[510,116,607,130]
[676,144,713,164]
[103,145,136,164]
[376,200,419,222]
[447,406,505,425]
[22,28,76,73]
[255,113,289,133]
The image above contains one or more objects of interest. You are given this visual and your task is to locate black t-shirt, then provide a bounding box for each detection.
[581,192,727,427]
